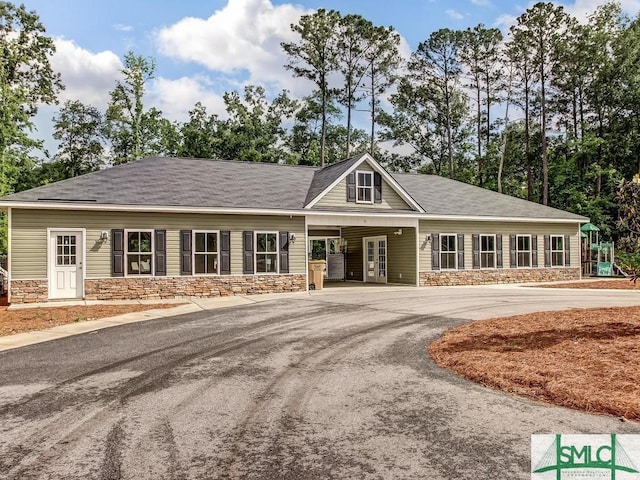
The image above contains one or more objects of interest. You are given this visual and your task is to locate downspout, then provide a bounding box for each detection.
[577,225,582,281]
[7,207,11,304]
[415,218,420,287]
[304,215,309,293]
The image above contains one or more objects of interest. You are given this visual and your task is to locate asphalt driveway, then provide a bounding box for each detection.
[1,285,640,479]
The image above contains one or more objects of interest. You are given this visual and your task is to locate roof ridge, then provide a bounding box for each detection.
[149,156,320,170]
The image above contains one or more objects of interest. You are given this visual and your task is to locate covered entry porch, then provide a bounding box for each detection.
[306,214,419,287]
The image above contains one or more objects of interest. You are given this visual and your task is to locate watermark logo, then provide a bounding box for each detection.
[532,434,640,480]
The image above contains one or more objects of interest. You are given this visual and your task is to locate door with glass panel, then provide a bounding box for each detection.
[49,230,83,299]
[309,237,342,279]
[363,236,387,283]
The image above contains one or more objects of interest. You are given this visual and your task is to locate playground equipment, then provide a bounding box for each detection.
[581,223,625,277]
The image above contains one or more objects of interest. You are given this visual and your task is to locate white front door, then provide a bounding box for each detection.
[363,236,387,284]
[49,230,84,299]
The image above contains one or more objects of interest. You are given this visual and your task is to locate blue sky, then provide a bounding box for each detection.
[16,0,640,154]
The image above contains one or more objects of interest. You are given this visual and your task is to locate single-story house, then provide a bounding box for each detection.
[0,153,587,303]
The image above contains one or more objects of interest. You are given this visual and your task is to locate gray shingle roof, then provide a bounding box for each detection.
[303,154,365,206]
[392,172,587,221]
[0,156,587,221]
[3,157,316,210]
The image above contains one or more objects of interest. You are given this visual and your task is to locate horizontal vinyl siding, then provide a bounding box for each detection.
[314,163,413,211]
[11,209,306,279]
[342,226,416,285]
[419,220,580,272]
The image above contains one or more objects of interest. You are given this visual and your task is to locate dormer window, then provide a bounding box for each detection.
[356,171,373,203]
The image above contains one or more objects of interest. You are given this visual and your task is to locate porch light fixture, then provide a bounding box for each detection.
[99,231,109,241]
[289,233,296,243]
[425,234,431,243]
[394,229,403,236]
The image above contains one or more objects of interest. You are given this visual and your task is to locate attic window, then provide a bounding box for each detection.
[356,171,373,203]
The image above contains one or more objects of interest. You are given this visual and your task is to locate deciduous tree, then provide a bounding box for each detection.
[52,100,104,177]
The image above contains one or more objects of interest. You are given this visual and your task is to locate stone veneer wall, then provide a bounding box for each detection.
[10,280,49,303]
[10,275,306,304]
[420,267,580,286]
[84,274,307,301]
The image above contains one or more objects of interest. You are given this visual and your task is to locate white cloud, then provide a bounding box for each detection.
[445,9,465,20]
[52,39,123,109]
[155,0,312,95]
[114,24,133,32]
[495,13,518,31]
[565,0,640,21]
[495,0,640,32]
[149,76,226,122]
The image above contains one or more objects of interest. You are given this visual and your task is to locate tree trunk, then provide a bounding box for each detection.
[485,70,491,157]
[525,81,532,201]
[320,72,327,168]
[370,66,376,156]
[541,57,549,206]
[578,84,585,142]
[498,69,513,194]
[446,91,454,179]
[345,76,352,159]
[476,85,482,186]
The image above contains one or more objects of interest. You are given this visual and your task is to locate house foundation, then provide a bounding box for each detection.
[420,267,580,286]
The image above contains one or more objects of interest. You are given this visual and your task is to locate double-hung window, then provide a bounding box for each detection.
[126,230,153,275]
[516,235,531,267]
[551,235,564,267]
[480,234,496,268]
[440,234,457,270]
[356,171,373,203]
[194,231,219,274]
[256,232,278,273]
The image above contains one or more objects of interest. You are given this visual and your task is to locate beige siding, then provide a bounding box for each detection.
[313,163,413,211]
[342,226,416,285]
[419,220,581,272]
[11,209,306,279]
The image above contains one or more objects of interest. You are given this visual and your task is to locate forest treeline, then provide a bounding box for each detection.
[2,1,640,255]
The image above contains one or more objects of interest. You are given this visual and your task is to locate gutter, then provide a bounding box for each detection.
[0,201,588,224]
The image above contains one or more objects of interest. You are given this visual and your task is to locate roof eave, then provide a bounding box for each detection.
[0,201,588,223]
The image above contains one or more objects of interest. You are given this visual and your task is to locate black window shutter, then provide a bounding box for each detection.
[243,231,254,274]
[374,172,382,203]
[346,172,356,202]
[155,229,166,276]
[279,231,289,274]
[472,234,480,269]
[180,230,192,275]
[496,234,503,268]
[112,229,124,277]
[220,231,231,275]
[431,233,440,271]
[531,234,538,267]
[509,234,516,268]
[457,233,465,269]
[544,235,551,267]
[564,234,571,266]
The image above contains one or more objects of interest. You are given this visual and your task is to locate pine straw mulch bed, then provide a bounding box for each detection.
[536,278,639,290]
[0,296,187,337]
[428,306,640,421]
